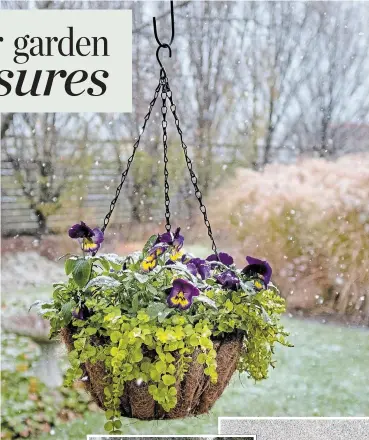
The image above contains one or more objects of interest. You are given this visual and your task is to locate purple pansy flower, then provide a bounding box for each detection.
[141,244,168,272]
[206,252,234,267]
[172,228,184,252]
[156,227,184,252]
[181,254,191,264]
[167,278,200,310]
[187,258,211,280]
[156,231,172,244]
[72,304,90,321]
[216,269,240,290]
[243,256,272,286]
[68,221,104,253]
[150,244,168,256]
[69,221,94,239]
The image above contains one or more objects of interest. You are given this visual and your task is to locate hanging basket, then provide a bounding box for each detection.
[60,326,243,420]
[42,239,290,434]
[40,3,291,433]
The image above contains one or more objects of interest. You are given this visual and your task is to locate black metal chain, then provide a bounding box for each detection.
[160,70,171,232]
[100,72,218,254]
[101,80,162,233]
[100,2,218,254]
[165,79,219,255]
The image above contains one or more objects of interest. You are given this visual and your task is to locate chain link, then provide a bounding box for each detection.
[165,79,218,255]
[101,70,218,255]
[160,71,171,232]
[101,80,162,233]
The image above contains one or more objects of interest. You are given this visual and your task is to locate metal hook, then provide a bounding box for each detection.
[153,1,175,48]
[156,44,172,74]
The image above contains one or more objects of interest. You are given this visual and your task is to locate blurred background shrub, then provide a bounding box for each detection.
[210,154,369,324]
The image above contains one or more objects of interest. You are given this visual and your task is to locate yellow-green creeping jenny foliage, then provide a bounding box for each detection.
[43,235,291,433]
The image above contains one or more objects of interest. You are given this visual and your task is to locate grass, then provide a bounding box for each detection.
[38,316,369,439]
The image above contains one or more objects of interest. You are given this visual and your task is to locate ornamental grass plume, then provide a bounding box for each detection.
[211,153,369,324]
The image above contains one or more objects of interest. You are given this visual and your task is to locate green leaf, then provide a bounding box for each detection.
[200,336,213,349]
[102,253,125,269]
[131,294,139,313]
[225,299,234,311]
[146,284,158,295]
[105,409,114,419]
[85,276,120,289]
[110,331,122,343]
[166,262,199,281]
[261,306,272,323]
[134,272,149,284]
[143,234,158,253]
[65,258,77,275]
[85,327,97,336]
[72,259,92,288]
[195,295,217,309]
[162,374,176,386]
[146,302,167,319]
[104,421,113,432]
[155,360,167,373]
[104,387,111,397]
[197,353,207,364]
[158,307,173,323]
[165,353,175,363]
[240,281,257,295]
[132,350,143,363]
[74,338,86,351]
[28,300,50,314]
[148,384,157,394]
[168,386,177,396]
[61,301,73,325]
[99,257,111,272]
[150,369,161,381]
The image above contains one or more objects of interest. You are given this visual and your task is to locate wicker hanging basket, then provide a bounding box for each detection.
[40,3,290,431]
[61,327,243,420]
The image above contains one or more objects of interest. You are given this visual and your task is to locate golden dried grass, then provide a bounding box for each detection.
[211,154,369,324]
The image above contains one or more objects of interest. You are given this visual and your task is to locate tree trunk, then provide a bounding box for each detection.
[1,113,15,138]
[263,92,275,166]
[35,209,48,236]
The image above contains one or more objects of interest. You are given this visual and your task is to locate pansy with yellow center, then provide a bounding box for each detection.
[167,278,199,311]
[141,244,168,272]
[242,256,272,288]
[252,279,264,291]
[155,227,184,260]
[68,221,104,254]
[170,249,183,261]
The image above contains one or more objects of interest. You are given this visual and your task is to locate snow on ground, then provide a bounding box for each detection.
[1,251,65,294]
